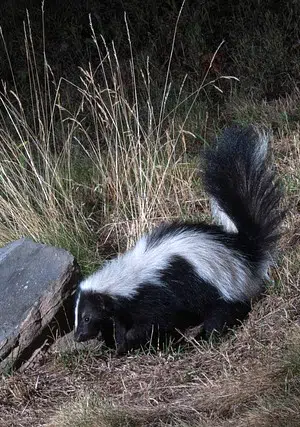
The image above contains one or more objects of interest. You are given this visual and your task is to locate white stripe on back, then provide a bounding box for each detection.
[80,228,260,301]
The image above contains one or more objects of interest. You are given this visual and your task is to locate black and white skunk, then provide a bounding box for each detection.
[74,126,283,353]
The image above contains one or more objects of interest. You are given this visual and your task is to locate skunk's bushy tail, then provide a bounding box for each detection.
[203,126,283,256]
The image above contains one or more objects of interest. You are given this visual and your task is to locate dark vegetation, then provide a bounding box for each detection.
[2,0,300,112]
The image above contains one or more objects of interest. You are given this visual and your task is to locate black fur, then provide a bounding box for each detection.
[75,252,253,352]
[75,255,230,352]
[74,126,284,353]
[202,125,284,254]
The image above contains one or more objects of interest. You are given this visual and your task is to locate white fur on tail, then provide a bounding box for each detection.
[211,198,238,233]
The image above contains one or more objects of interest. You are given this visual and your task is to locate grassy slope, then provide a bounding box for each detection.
[0,1,300,426]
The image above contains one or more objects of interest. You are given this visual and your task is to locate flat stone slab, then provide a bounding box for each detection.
[0,238,81,371]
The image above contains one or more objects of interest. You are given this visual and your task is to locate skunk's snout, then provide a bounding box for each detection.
[74,328,100,342]
[74,330,85,342]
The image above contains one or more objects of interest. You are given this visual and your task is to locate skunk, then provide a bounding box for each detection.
[74,126,283,353]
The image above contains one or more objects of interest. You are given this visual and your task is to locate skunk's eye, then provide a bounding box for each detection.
[83,316,90,323]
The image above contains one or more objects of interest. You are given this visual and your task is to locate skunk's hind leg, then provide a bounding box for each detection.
[203,299,251,337]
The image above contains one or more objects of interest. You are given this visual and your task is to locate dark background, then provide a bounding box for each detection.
[1,0,300,102]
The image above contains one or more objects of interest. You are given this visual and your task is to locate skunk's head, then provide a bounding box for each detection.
[74,290,114,342]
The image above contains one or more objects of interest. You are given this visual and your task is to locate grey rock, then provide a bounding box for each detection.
[0,238,81,371]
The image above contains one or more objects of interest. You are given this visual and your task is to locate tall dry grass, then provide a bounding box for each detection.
[0,11,235,271]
